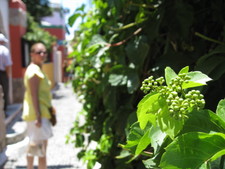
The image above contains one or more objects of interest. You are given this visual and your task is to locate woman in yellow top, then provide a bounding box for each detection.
[23,42,54,169]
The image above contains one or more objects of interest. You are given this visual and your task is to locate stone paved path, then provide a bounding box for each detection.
[5,83,86,169]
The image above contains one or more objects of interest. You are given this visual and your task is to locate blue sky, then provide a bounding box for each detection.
[50,0,91,40]
[63,0,91,39]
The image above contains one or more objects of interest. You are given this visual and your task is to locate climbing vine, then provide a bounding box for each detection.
[67,0,225,169]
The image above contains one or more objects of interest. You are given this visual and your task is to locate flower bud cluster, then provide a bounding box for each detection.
[140,73,205,120]
[140,76,165,94]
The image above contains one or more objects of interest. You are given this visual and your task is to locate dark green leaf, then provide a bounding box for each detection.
[109,74,127,86]
[135,128,151,155]
[127,69,140,94]
[75,4,85,12]
[180,109,225,134]
[68,13,81,27]
[125,36,149,69]
[196,46,225,73]
[160,132,225,169]
[88,34,107,47]
[123,122,148,155]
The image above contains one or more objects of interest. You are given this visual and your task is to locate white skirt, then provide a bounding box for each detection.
[26,118,53,141]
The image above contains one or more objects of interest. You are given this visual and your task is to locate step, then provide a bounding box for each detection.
[4,103,27,145]
[6,121,27,145]
[4,137,29,169]
[0,104,24,168]
[5,103,23,128]
[0,149,7,169]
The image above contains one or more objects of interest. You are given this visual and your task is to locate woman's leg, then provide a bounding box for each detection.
[38,140,48,169]
[27,155,34,169]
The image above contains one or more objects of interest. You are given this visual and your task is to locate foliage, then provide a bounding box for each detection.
[123,66,225,168]
[67,0,225,169]
[23,14,56,51]
[22,0,52,23]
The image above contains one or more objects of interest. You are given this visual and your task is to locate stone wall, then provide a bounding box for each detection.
[0,85,7,165]
[12,78,24,103]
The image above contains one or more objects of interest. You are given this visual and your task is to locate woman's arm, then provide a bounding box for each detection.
[29,74,42,127]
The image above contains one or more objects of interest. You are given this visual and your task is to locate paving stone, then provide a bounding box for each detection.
[4,83,86,169]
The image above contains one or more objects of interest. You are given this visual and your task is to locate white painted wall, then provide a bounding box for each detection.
[0,0,13,104]
[53,46,62,83]
[0,0,10,37]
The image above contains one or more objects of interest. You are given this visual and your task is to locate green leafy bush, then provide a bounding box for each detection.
[67,0,225,169]
[23,14,56,51]
[123,66,225,169]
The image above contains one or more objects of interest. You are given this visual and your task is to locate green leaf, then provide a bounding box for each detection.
[195,46,225,80]
[108,74,127,86]
[157,106,184,139]
[216,99,225,123]
[135,8,148,23]
[197,56,225,76]
[75,4,85,12]
[124,122,152,156]
[143,158,158,169]
[178,66,189,74]
[125,122,144,148]
[199,162,210,169]
[127,69,140,94]
[75,133,85,147]
[160,132,225,169]
[150,126,166,153]
[103,86,117,112]
[68,13,81,27]
[165,67,177,86]
[209,61,225,80]
[108,65,128,86]
[124,122,153,156]
[137,93,161,129]
[88,34,107,47]
[180,109,225,134]
[125,36,149,69]
[211,149,225,161]
[182,71,212,89]
[116,149,132,159]
[135,128,151,155]
[98,134,113,153]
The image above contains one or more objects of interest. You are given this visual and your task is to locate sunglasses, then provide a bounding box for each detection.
[33,51,47,55]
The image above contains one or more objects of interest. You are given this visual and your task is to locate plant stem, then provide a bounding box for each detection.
[220,155,225,169]
[195,32,225,45]
[130,2,156,9]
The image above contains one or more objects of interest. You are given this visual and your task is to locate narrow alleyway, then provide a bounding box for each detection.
[5,83,86,169]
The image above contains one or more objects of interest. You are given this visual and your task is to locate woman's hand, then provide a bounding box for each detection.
[35,116,42,127]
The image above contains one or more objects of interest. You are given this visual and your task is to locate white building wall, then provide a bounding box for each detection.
[42,10,65,26]
[41,2,66,28]
[0,0,10,38]
[0,0,13,104]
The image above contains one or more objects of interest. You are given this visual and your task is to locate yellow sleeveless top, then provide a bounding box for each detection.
[22,63,52,121]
